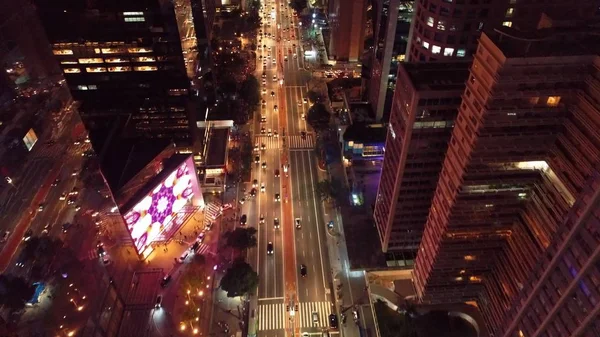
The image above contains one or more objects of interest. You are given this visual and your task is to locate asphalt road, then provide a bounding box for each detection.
[253,1,335,337]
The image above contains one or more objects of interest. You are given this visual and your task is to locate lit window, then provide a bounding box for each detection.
[105,58,129,63]
[454,277,463,281]
[506,7,514,17]
[443,48,454,56]
[456,49,466,57]
[85,67,107,73]
[128,47,152,53]
[437,20,446,30]
[397,54,405,62]
[469,276,482,283]
[78,58,104,64]
[101,48,124,54]
[88,85,97,90]
[108,66,132,72]
[123,11,144,16]
[431,45,441,54]
[53,49,74,55]
[426,17,434,27]
[518,330,525,337]
[464,255,476,261]
[124,17,145,22]
[94,48,101,54]
[416,36,421,44]
[133,56,157,62]
[502,21,513,27]
[449,25,457,31]
[63,68,81,73]
[77,85,88,90]
[134,66,158,71]
[546,96,561,106]
[60,60,78,65]
[422,41,430,49]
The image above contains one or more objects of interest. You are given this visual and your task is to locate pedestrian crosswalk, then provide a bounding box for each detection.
[31,144,67,159]
[288,134,314,149]
[254,135,280,149]
[257,301,332,331]
[83,248,99,260]
[204,201,222,228]
[195,242,210,255]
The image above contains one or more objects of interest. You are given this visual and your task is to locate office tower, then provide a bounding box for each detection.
[366,0,414,121]
[327,0,368,62]
[413,26,600,335]
[373,62,468,259]
[405,0,597,62]
[0,0,59,80]
[34,0,196,150]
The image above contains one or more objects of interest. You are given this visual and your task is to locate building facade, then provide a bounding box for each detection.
[413,27,600,336]
[373,62,468,257]
[405,0,597,62]
[327,0,368,62]
[34,0,196,151]
[366,0,414,121]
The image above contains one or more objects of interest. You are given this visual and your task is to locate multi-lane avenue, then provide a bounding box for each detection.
[242,1,336,337]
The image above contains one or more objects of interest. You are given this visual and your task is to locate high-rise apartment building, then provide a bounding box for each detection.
[327,0,368,62]
[34,0,199,151]
[405,0,597,62]
[373,62,468,258]
[413,26,600,336]
[366,0,415,121]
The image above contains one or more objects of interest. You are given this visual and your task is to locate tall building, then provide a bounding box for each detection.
[327,0,368,62]
[412,26,600,336]
[366,0,414,121]
[373,61,468,259]
[34,0,197,151]
[405,0,597,62]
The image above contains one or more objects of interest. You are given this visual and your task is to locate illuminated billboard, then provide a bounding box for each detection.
[123,156,202,256]
[23,129,38,151]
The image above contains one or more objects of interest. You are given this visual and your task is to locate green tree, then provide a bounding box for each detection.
[307,103,330,133]
[315,178,347,205]
[374,300,417,337]
[240,75,260,107]
[219,259,259,297]
[290,0,308,13]
[0,274,35,313]
[224,227,258,251]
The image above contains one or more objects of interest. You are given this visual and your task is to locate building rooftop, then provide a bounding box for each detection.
[402,62,471,92]
[488,24,600,59]
[343,123,387,144]
[205,128,229,167]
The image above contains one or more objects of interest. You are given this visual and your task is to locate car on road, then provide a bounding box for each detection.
[270,91,275,97]
[274,131,278,138]
[329,314,338,329]
[267,242,274,255]
[262,162,267,169]
[69,187,79,195]
[297,101,302,107]
[59,193,67,201]
[262,100,266,106]
[51,178,60,187]
[275,193,280,202]
[274,218,280,229]
[38,203,45,211]
[160,275,172,288]
[67,195,77,205]
[42,224,52,235]
[261,183,265,192]
[239,197,246,205]
[255,155,260,163]
[250,188,257,197]
[301,131,307,139]
[273,105,278,112]
[155,295,163,308]
[178,251,189,263]
[312,312,319,325]
[352,310,359,323]
[253,179,258,188]
[1,231,9,243]
[260,214,265,224]
[71,169,78,176]
[303,98,308,104]
[300,264,307,277]
[295,218,301,229]
[240,214,247,225]
[273,75,277,82]
[301,113,305,120]
[261,143,266,150]
[197,232,206,242]
[262,72,266,79]
[23,229,33,241]
[260,127,266,134]
[274,169,280,177]
[267,129,272,137]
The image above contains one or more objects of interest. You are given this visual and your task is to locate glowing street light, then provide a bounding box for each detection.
[193,328,199,335]
[180,323,187,331]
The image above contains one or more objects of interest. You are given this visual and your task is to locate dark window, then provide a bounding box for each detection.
[434,33,444,42]
[440,7,450,16]
[447,35,456,44]
[428,3,437,12]
[453,9,463,18]
[463,23,471,31]
[479,9,488,18]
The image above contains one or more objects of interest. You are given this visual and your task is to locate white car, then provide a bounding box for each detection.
[273,75,277,82]
[260,183,265,192]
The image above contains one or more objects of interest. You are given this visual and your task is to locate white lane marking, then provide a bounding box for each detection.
[307,153,328,292]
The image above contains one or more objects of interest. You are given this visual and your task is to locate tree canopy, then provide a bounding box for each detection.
[0,274,35,313]
[224,227,258,251]
[307,103,330,132]
[374,300,417,337]
[239,75,260,107]
[315,178,348,205]
[219,259,259,298]
[289,0,308,13]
